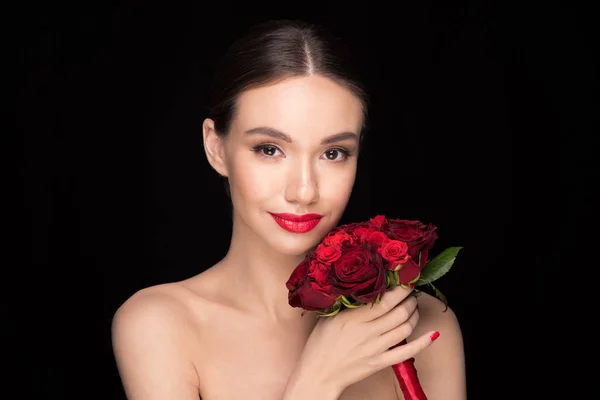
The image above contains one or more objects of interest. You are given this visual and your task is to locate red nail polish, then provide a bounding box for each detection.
[430,331,440,341]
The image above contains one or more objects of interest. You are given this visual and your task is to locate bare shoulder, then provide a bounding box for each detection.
[415,290,461,330]
[411,290,464,365]
[111,283,204,399]
[112,283,198,339]
[113,270,222,333]
[408,291,467,400]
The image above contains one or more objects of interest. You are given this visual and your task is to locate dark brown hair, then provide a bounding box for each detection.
[207,19,370,137]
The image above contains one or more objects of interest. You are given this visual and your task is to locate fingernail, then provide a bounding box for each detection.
[430,331,440,341]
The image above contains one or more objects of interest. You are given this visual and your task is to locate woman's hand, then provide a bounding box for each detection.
[291,285,438,395]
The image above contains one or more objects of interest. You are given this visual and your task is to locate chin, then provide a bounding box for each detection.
[268,237,319,258]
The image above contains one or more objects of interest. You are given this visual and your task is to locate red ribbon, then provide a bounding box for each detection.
[390,341,428,399]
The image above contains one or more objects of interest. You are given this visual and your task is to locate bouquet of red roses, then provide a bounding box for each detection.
[286,215,462,400]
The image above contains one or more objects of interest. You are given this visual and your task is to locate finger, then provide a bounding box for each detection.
[370,330,439,370]
[370,296,418,335]
[375,306,420,351]
[352,285,413,322]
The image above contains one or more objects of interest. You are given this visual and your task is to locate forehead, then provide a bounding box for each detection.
[232,75,364,138]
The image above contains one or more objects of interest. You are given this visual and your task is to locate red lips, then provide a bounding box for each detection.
[269,213,323,233]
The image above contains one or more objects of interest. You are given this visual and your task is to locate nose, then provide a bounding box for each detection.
[284,157,320,205]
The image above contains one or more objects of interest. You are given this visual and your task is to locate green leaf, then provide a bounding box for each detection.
[428,282,448,311]
[410,289,422,297]
[340,295,363,308]
[416,246,462,285]
[386,270,400,290]
[374,292,382,304]
[345,301,363,308]
[318,300,342,317]
[393,270,400,286]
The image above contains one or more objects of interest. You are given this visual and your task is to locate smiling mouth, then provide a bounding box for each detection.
[268,213,323,233]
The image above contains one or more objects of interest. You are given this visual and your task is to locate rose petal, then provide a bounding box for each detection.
[397,258,421,285]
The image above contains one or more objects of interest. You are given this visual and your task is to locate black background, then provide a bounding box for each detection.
[7,1,597,399]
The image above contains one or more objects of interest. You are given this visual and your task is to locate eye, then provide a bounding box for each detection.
[251,144,283,158]
[322,148,351,162]
[251,144,352,162]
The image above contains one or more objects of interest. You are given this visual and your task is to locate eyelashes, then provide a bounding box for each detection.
[250,143,354,162]
[250,144,280,157]
[323,147,353,161]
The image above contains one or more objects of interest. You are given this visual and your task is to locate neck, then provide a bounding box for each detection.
[219,211,312,323]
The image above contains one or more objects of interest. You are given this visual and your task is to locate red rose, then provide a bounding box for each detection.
[322,231,354,246]
[369,215,387,229]
[352,226,370,241]
[397,258,421,285]
[286,257,336,311]
[377,239,410,269]
[353,226,388,247]
[328,244,387,303]
[308,259,334,295]
[383,219,438,267]
[327,221,369,238]
[314,243,342,264]
[362,230,388,248]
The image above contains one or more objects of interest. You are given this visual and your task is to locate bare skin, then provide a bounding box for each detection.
[112,265,464,399]
[112,75,466,399]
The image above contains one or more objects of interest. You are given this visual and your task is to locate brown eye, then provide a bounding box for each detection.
[261,146,277,156]
[325,150,339,160]
[251,144,282,158]
[323,148,350,161]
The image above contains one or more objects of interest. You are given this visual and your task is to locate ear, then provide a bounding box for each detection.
[202,118,229,177]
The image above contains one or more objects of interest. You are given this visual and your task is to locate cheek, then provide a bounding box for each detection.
[320,165,357,206]
[229,154,282,203]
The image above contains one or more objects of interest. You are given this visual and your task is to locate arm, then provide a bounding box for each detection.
[111,289,200,400]
[410,292,467,400]
[282,365,342,400]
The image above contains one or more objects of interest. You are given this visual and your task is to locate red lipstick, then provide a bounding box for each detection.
[269,213,323,233]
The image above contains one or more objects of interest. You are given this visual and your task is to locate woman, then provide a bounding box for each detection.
[111,19,466,399]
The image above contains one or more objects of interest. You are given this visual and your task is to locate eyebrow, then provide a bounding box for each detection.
[244,126,358,145]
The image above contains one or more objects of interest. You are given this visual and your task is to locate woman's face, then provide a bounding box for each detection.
[204,75,363,256]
